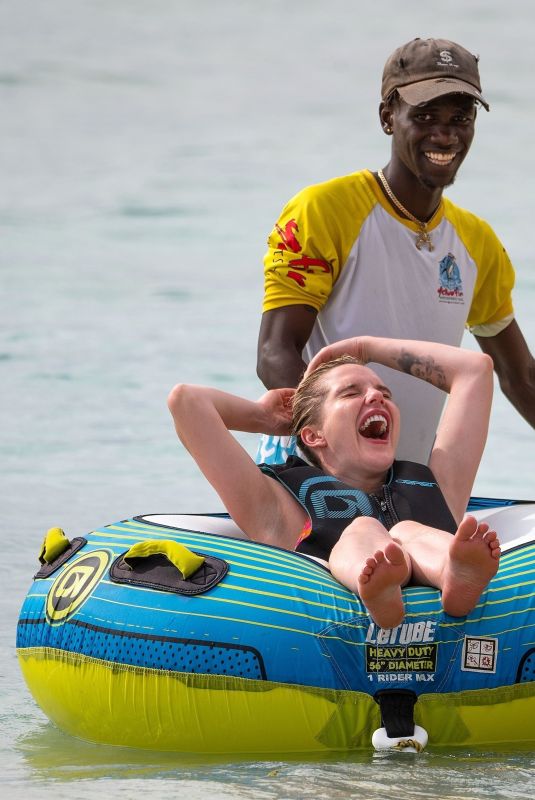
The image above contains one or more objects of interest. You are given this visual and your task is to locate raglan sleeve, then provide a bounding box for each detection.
[261,187,344,314]
[466,221,516,336]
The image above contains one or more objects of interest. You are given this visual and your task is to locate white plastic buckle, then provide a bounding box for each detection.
[372,724,428,753]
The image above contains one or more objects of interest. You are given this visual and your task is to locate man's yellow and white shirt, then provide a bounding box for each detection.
[262,169,515,463]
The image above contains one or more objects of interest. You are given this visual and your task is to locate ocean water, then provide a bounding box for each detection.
[2,1,534,797]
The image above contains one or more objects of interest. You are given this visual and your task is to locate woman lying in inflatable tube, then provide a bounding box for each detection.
[167,337,500,631]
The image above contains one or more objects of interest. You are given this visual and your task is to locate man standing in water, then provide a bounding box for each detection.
[256,37,535,465]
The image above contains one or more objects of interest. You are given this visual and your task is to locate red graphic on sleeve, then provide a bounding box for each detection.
[274,218,332,287]
[276,220,301,253]
[286,255,331,272]
[286,270,306,287]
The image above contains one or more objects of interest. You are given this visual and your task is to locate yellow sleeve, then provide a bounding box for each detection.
[262,172,376,313]
[443,201,515,328]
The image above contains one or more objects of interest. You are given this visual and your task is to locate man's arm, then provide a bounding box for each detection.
[475,319,535,427]
[256,305,318,389]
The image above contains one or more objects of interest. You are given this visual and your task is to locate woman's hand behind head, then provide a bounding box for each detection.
[305,337,370,377]
[257,388,296,435]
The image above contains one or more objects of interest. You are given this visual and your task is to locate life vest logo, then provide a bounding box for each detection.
[298,476,375,518]
[437,252,464,304]
[46,550,111,625]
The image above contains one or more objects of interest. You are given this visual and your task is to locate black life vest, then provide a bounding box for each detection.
[261,456,457,561]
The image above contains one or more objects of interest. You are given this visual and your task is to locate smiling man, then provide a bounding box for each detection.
[256,37,535,465]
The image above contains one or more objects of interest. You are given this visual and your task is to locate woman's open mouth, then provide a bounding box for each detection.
[358,413,389,440]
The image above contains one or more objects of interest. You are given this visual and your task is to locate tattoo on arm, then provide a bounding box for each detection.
[397,351,447,390]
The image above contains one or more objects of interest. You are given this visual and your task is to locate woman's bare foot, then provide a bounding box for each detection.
[357,541,410,629]
[441,515,501,617]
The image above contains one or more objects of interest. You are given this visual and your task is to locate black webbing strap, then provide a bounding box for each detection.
[374,689,417,738]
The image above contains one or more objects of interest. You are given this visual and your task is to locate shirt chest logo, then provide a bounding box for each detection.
[437,252,464,304]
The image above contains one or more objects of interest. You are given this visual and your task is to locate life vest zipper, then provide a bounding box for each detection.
[372,486,400,530]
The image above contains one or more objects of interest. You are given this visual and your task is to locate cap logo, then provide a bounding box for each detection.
[381,39,489,111]
[436,50,459,69]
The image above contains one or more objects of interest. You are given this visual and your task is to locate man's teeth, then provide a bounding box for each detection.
[359,414,388,434]
[425,151,456,165]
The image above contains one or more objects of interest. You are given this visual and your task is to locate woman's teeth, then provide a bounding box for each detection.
[359,414,388,438]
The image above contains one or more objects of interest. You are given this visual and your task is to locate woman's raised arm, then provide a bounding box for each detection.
[167,384,305,548]
[306,336,494,522]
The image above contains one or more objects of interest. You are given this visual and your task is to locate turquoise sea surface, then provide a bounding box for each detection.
[2,1,534,797]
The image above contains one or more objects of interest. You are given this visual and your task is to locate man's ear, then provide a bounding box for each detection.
[379,101,394,135]
[300,426,326,450]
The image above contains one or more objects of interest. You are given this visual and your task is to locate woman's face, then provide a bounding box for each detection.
[302,364,401,481]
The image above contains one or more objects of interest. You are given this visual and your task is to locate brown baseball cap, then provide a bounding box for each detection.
[381,38,489,111]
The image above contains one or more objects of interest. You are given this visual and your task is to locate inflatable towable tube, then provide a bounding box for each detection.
[17,499,535,753]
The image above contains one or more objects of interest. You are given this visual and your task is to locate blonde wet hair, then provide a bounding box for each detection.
[290,355,365,466]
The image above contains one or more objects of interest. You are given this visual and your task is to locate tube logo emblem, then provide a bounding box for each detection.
[46,550,111,624]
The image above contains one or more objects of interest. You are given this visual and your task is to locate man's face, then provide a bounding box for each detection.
[388,94,477,191]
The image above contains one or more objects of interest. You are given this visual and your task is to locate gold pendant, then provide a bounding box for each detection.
[415,226,434,252]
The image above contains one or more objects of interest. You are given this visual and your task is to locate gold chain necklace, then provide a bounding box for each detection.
[377,169,435,252]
